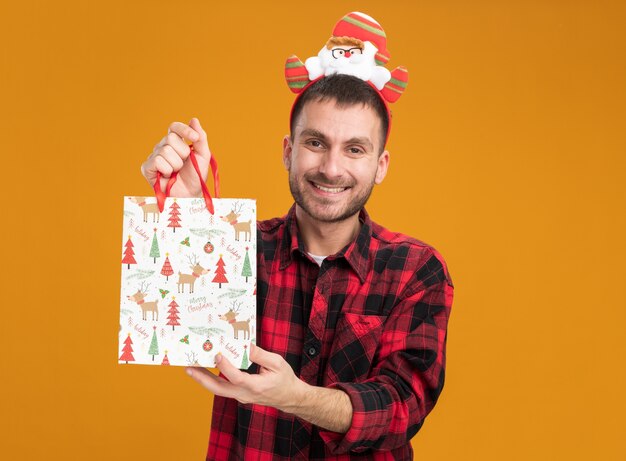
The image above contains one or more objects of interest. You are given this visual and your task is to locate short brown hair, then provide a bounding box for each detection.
[289,74,390,153]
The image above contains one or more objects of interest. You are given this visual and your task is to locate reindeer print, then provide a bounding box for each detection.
[129,197,160,223]
[177,254,209,293]
[219,301,250,340]
[120,195,257,367]
[127,282,159,321]
[221,201,252,242]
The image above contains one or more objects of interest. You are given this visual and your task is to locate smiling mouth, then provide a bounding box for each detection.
[310,181,350,194]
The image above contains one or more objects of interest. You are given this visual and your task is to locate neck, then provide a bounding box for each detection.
[295,205,361,256]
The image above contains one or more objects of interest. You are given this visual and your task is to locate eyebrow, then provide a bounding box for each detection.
[299,128,374,151]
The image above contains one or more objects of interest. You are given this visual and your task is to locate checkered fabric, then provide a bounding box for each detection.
[207,203,454,460]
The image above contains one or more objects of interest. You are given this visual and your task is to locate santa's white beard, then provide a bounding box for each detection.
[319,46,378,81]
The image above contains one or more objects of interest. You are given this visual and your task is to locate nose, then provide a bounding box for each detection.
[344,51,351,58]
[318,148,344,180]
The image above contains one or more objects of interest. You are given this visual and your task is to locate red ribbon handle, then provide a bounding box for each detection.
[153,145,219,214]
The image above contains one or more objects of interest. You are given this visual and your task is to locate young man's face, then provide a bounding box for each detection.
[283,98,389,224]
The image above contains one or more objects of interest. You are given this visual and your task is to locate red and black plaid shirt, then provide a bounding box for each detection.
[208,204,454,460]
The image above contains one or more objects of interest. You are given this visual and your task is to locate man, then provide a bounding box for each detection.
[141,14,453,461]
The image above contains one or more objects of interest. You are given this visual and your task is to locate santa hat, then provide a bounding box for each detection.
[332,12,391,66]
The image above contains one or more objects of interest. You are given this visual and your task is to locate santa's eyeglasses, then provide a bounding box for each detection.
[331,47,363,59]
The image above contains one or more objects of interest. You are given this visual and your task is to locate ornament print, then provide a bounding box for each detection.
[119,197,256,368]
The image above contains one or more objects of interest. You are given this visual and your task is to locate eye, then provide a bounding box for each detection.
[331,48,348,59]
[306,139,324,149]
[348,147,364,154]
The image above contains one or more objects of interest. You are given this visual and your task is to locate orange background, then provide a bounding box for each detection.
[1,1,625,459]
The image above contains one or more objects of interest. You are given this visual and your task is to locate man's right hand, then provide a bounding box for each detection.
[140,117,212,198]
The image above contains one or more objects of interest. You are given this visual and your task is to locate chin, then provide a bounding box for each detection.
[301,205,358,224]
[291,183,373,224]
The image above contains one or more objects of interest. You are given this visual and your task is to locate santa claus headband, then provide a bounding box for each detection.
[285,12,409,144]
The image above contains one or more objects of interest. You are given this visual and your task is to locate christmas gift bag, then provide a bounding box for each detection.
[119,147,256,369]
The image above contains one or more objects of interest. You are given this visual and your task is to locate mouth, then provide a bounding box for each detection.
[310,181,350,195]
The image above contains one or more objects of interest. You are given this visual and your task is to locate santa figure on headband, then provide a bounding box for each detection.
[285,11,408,103]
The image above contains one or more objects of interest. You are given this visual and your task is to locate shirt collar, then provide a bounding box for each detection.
[279,203,371,283]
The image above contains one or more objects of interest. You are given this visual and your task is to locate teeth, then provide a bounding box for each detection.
[314,183,346,193]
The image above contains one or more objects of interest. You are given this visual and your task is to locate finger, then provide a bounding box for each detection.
[153,155,174,178]
[142,140,182,180]
[157,143,186,173]
[163,132,193,161]
[140,156,158,185]
[215,353,248,386]
[168,121,200,144]
[186,367,237,398]
[188,117,211,162]
[249,344,282,371]
[140,153,172,189]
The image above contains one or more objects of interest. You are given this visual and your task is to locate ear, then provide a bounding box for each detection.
[374,150,390,185]
[282,135,293,170]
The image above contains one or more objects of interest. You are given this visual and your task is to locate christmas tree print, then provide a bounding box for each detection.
[212,254,229,288]
[168,199,182,232]
[161,253,174,281]
[119,333,135,363]
[121,236,136,269]
[241,247,252,282]
[161,351,170,366]
[149,326,159,361]
[241,345,249,369]
[166,297,180,331]
[150,228,160,263]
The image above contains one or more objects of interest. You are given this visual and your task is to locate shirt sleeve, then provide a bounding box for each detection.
[318,259,454,454]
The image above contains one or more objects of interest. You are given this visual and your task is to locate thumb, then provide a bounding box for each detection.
[188,117,211,162]
[249,344,282,371]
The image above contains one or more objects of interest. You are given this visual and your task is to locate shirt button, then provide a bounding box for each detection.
[308,347,317,357]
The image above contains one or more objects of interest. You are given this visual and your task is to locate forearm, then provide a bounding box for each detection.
[281,380,353,433]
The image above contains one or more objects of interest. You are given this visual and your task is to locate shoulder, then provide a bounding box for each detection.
[257,215,285,235]
[368,219,454,289]
[255,215,287,261]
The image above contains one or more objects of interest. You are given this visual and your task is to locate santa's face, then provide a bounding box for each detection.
[283,99,389,224]
[329,46,365,63]
[318,41,378,79]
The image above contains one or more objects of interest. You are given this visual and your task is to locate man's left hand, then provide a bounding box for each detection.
[186,344,305,412]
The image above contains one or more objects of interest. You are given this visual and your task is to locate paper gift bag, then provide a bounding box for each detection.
[119,147,256,369]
